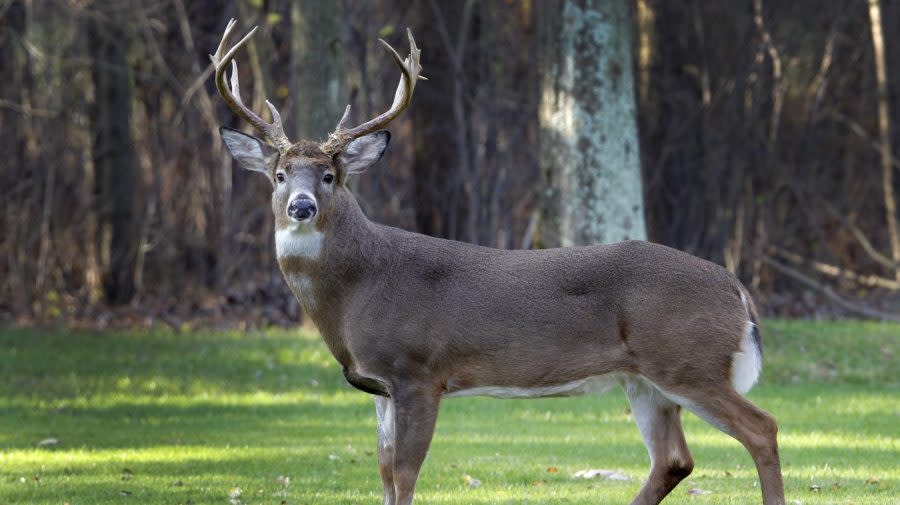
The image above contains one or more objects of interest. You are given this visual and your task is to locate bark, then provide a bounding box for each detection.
[291,0,346,141]
[88,4,142,304]
[539,0,647,247]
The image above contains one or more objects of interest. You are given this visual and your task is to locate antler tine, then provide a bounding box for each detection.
[210,19,292,153]
[322,28,424,155]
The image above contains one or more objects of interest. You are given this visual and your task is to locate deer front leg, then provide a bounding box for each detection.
[375,396,396,505]
[389,382,442,505]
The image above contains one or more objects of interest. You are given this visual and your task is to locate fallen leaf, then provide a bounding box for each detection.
[120,489,132,496]
[572,469,631,481]
[688,488,711,495]
[37,438,59,446]
[546,466,559,473]
[809,483,821,492]
[463,474,482,488]
[865,476,879,485]
[275,475,290,485]
[328,454,340,461]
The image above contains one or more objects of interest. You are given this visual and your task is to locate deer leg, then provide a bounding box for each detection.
[390,383,441,505]
[677,388,785,505]
[375,396,396,505]
[624,378,694,505]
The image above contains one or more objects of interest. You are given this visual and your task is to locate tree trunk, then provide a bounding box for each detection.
[538,0,647,247]
[88,4,142,304]
[868,0,900,280]
[291,0,346,141]
[0,0,30,311]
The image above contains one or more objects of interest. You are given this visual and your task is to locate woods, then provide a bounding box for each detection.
[1,0,899,324]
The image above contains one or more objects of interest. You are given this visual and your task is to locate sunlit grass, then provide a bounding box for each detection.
[0,322,896,504]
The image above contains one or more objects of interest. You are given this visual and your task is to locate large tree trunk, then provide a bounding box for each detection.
[88,4,142,304]
[290,0,346,140]
[538,0,647,247]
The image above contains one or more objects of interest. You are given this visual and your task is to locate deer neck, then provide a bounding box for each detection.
[275,188,377,316]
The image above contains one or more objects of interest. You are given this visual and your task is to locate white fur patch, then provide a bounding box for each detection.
[375,397,394,449]
[287,273,315,309]
[731,320,762,394]
[275,227,323,259]
[445,374,621,399]
[624,378,671,464]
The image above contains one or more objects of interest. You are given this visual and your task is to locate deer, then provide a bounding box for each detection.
[210,19,785,505]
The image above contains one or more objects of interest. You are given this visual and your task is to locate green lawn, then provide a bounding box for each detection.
[0,320,896,504]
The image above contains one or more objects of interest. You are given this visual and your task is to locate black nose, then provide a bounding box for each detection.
[288,198,317,221]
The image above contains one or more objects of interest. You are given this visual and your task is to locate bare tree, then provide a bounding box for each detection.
[868,0,900,280]
[291,0,347,140]
[87,3,142,304]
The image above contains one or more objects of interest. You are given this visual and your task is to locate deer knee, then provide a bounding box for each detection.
[667,454,694,480]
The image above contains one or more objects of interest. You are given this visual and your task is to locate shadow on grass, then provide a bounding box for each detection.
[0,327,339,399]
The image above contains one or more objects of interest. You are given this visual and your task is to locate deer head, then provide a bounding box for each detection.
[211,19,423,234]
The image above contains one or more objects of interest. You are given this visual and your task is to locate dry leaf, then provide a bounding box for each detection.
[463,474,482,488]
[546,466,559,473]
[865,476,879,485]
[275,475,290,485]
[688,488,711,495]
[573,469,630,481]
[37,438,59,446]
[809,483,821,492]
[229,486,243,504]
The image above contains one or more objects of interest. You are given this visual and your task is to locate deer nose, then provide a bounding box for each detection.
[288,198,317,221]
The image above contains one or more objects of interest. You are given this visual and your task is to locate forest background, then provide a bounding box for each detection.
[2,0,899,328]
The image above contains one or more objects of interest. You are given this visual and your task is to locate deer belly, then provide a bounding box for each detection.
[445,373,623,399]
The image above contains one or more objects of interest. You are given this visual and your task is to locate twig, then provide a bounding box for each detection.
[769,246,900,290]
[759,255,900,321]
[823,203,900,270]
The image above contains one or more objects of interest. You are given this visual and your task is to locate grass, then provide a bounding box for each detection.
[0,320,896,504]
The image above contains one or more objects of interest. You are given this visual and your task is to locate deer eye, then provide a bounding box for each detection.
[323,173,335,184]
[275,172,285,183]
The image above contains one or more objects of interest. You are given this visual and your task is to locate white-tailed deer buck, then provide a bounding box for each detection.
[211,20,785,505]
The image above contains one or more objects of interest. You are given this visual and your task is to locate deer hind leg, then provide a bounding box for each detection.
[624,378,694,505]
[375,396,396,505]
[673,386,785,505]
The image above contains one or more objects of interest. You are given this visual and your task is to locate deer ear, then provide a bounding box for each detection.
[337,131,390,175]
[220,127,278,174]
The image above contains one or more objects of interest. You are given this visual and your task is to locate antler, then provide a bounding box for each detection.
[210,19,292,153]
[321,28,425,155]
